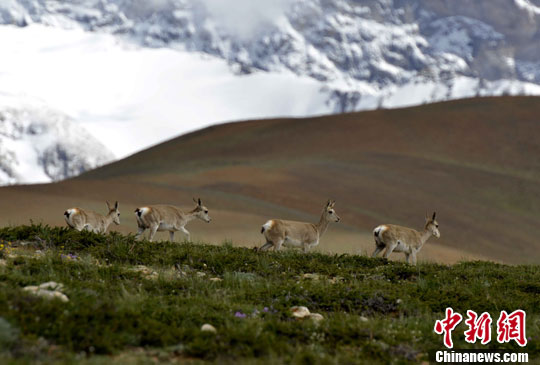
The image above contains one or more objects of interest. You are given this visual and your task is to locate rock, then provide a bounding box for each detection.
[290,307,324,323]
[0,259,7,266]
[309,313,324,323]
[359,316,369,322]
[50,291,69,303]
[23,283,69,302]
[209,277,222,282]
[302,273,321,280]
[328,276,344,284]
[128,265,158,280]
[39,281,64,291]
[23,286,39,292]
[290,306,311,318]
[201,324,217,333]
[196,271,206,278]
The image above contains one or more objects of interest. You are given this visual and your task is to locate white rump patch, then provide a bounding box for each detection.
[64,209,79,228]
[135,207,151,227]
[262,220,274,231]
[137,207,150,217]
[373,225,388,235]
[373,225,388,246]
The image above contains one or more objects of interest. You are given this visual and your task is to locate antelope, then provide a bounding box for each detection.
[64,201,120,234]
[134,198,211,242]
[371,212,440,265]
[258,199,340,253]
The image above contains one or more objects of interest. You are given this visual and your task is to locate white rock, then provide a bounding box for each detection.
[129,265,158,280]
[23,285,69,302]
[39,281,64,291]
[51,290,69,302]
[309,313,324,322]
[302,273,321,280]
[290,306,311,318]
[23,286,39,293]
[201,324,217,333]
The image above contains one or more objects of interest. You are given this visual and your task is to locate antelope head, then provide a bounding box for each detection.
[425,211,440,238]
[193,197,211,223]
[325,199,340,223]
[106,201,121,225]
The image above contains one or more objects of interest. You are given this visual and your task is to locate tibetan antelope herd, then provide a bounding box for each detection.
[63,198,440,265]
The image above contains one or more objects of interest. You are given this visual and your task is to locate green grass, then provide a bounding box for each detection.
[0,225,538,364]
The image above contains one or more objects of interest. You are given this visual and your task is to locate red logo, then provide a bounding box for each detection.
[434,307,463,349]
[464,310,492,345]
[497,310,527,347]
[434,308,527,348]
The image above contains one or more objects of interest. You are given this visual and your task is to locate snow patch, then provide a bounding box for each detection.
[514,0,540,15]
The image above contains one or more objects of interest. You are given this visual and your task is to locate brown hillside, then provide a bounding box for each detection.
[1,96,539,263]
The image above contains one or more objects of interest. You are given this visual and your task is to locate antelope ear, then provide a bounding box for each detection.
[432,212,437,220]
[114,201,119,210]
[106,201,111,210]
[330,200,336,207]
[198,198,202,206]
[193,197,198,205]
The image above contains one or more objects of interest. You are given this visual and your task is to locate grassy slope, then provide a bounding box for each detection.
[0,225,538,364]
[0,97,539,264]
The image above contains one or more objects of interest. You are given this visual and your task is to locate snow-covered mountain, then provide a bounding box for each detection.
[1,0,540,184]
[3,0,540,108]
[0,94,114,184]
